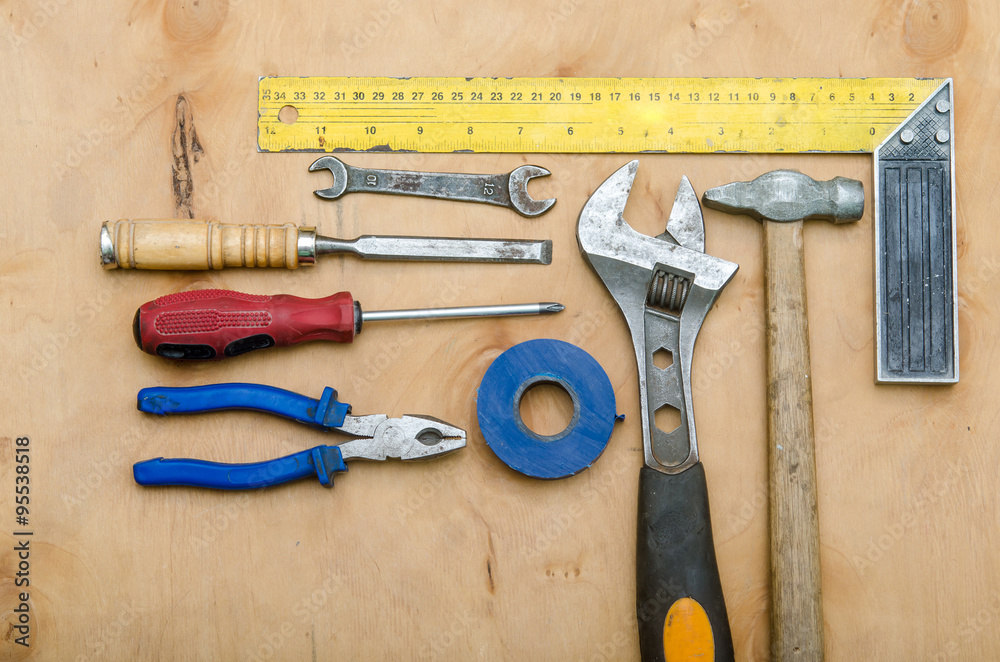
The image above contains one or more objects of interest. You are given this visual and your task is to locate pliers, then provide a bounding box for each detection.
[132,383,466,490]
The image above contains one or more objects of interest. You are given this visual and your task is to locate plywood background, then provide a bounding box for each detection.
[2,0,998,659]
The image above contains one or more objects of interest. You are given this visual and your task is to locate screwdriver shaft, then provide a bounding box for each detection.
[363,302,564,324]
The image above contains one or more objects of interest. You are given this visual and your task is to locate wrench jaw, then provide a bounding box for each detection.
[577,161,738,475]
[508,165,557,217]
[310,156,349,199]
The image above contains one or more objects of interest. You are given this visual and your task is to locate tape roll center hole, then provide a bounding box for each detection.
[518,382,575,438]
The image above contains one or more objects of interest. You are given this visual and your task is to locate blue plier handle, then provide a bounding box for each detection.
[134,445,348,490]
[137,383,352,431]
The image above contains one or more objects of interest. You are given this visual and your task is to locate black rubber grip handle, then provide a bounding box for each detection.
[636,463,734,662]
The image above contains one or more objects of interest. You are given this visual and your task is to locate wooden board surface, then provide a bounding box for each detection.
[2,0,998,659]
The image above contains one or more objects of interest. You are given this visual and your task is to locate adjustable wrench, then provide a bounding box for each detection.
[578,161,738,662]
[309,156,556,217]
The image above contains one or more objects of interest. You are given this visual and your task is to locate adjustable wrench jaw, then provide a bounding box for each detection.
[577,161,738,474]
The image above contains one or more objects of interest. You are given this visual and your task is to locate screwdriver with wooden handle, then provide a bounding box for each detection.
[100,219,552,269]
[134,289,564,360]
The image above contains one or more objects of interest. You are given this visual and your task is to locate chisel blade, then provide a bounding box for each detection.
[315,235,552,264]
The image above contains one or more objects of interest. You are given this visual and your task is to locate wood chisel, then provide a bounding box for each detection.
[257,76,958,384]
[100,219,552,270]
[134,289,564,361]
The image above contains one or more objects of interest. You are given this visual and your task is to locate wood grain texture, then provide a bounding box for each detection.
[764,221,824,661]
[1,0,998,660]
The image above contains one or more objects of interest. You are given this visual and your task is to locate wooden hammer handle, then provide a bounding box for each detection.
[764,220,825,661]
[101,219,306,270]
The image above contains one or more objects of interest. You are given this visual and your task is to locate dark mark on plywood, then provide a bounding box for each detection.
[172,94,203,218]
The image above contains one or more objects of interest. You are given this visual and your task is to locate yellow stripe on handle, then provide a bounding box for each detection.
[101,219,304,270]
[662,597,715,661]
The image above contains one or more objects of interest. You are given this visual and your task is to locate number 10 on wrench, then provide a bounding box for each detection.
[309,156,556,217]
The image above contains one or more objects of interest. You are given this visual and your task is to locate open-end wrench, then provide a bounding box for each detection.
[309,156,556,217]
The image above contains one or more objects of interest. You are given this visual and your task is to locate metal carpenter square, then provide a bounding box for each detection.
[874,79,957,383]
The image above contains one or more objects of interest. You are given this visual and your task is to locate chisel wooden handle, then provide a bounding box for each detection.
[765,220,824,660]
[100,219,311,270]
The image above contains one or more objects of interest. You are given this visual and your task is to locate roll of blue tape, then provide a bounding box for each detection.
[477,339,618,479]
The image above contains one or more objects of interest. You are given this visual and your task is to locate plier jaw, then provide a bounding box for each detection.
[339,415,467,462]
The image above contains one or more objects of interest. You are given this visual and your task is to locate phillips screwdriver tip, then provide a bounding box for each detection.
[541,303,565,313]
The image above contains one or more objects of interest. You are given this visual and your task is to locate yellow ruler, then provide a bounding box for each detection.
[257,77,945,153]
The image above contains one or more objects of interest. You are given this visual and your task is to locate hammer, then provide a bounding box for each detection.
[702,170,864,661]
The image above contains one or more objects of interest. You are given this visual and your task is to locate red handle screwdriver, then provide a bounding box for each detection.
[134,289,564,360]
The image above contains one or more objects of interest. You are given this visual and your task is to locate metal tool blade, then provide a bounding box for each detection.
[315,235,552,264]
[659,175,706,252]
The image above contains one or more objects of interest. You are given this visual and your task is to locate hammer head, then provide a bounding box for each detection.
[702,169,864,224]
